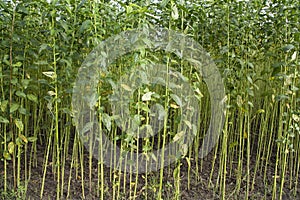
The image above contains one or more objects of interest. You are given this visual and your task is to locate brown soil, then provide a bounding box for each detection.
[1,142,299,200]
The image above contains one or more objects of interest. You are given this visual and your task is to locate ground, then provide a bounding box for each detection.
[1,142,299,200]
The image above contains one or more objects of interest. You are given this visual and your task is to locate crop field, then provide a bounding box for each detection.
[0,0,299,199]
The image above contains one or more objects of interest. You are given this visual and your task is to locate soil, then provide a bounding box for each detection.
[1,141,299,200]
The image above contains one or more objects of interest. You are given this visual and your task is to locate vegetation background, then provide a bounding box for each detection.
[0,0,299,199]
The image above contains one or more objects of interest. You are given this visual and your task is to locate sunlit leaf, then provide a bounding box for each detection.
[3,151,11,160]
[173,131,185,142]
[47,91,56,96]
[142,92,154,101]
[184,120,192,129]
[171,4,179,20]
[292,114,299,122]
[291,51,297,61]
[15,119,24,131]
[42,71,56,79]
[13,62,22,67]
[170,103,179,109]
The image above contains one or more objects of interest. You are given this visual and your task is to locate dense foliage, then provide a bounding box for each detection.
[0,0,299,199]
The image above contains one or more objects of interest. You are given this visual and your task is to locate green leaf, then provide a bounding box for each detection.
[16,4,28,15]
[13,62,22,67]
[16,91,26,98]
[16,137,23,146]
[27,94,38,103]
[79,20,91,34]
[3,151,11,160]
[27,137,37,143]
[184,120,192,129]
[247,88,254,97]
[256,109,265,114]
[102,113,111,131]
[10,103,20,113]
[291,86,299,91]
[21,79,30,89]
[246,76,253,84]
[291,51,297,61]
[39,43,50,54]
[295,32,300,42]
[272,61,285,69]
[0,100,8,112]
[0,116,9,124]
[160,0,169,7]
[34,60,48,65]
[81,121,94,135]
[19,107,30,115]
[275,94,289,101]
[170,94,182,107]
[282,44,295,52]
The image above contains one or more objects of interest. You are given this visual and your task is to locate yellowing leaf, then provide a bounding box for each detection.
[3,151,11,160]
[8,142,15,154]
[173,131,185,142]
[170,103,179,109]
[15,119,24,131]
[19,133,28,144]
[121,84,132,91]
